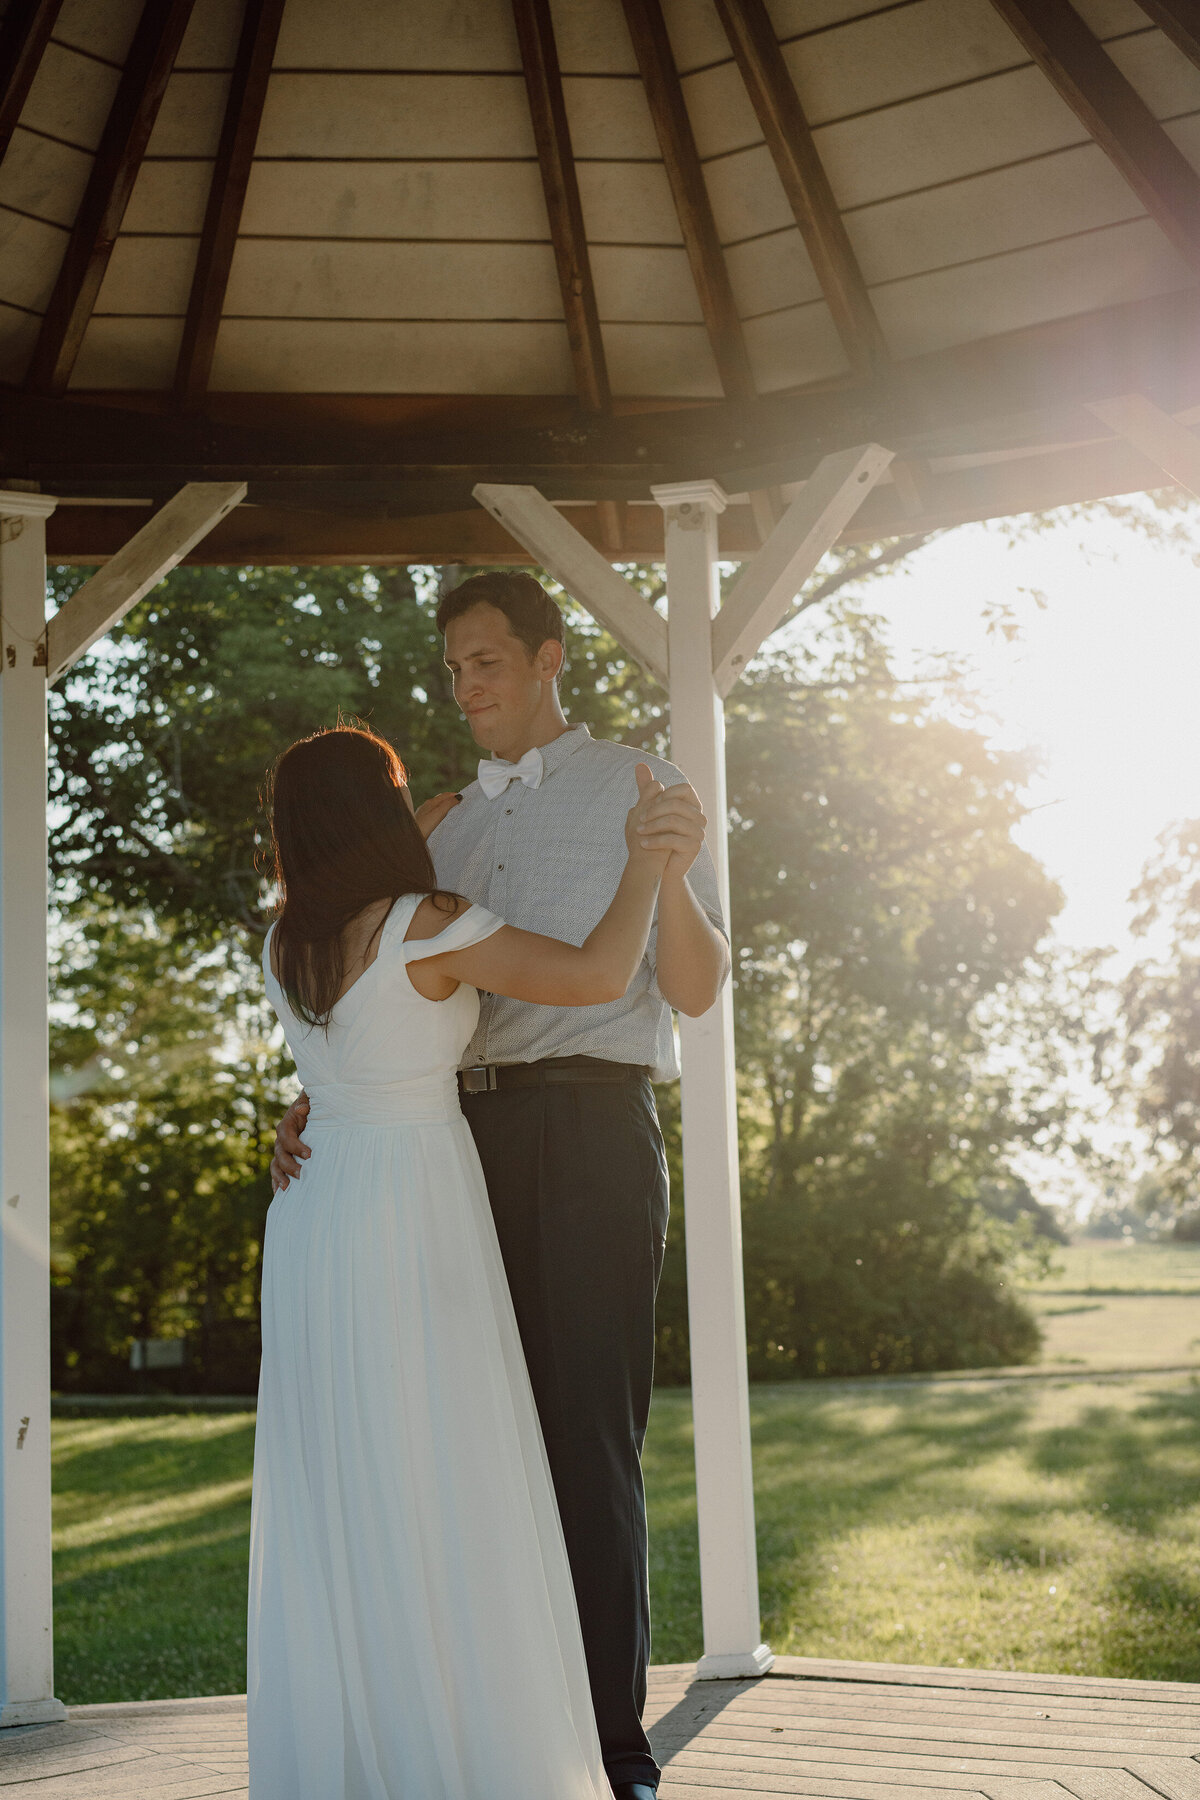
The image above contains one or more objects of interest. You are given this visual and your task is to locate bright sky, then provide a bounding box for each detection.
[851,501,1200,970]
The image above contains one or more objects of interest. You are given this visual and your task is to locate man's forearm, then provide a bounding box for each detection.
[654,874,730,1016]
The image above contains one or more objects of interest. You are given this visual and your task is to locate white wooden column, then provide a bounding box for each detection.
[0,490,64,1726]
[653,479,772,1678]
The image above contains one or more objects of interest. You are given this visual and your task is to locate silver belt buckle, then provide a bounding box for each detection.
[461,1065,498,1094]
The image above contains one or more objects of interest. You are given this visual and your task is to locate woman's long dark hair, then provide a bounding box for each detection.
[266,725,446,1028]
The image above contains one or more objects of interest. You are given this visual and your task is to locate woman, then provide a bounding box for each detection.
[248,724,669,1800]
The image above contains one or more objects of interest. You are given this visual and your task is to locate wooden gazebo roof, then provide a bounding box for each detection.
[2,0,1200,563]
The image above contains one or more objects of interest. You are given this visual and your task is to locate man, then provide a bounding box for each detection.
[272,572,729,1798]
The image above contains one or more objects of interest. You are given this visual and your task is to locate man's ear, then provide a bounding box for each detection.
[538,639,565,683]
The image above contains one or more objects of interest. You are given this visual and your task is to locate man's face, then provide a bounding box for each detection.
[443,603,559,755]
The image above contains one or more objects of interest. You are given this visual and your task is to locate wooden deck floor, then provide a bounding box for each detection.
[1,1655,1197,1797]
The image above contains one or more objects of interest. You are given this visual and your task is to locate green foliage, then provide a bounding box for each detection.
[47,563,1071,1388]
[1119,820,1200,1211]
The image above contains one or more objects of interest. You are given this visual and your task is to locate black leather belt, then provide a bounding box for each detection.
[458,1055,650,1095]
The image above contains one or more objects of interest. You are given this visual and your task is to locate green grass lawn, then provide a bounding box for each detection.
[1028,1237,1200,1293]
[52,1371,1200,1704]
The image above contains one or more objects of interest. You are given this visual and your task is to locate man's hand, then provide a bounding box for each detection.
[414,792,461,839]
[270,1094,311,1193]
[635,780,707,881]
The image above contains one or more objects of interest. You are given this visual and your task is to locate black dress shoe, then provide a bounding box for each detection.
[611,1785,657,1800]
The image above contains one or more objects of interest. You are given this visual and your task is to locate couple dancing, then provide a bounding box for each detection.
[251,571,729,1799]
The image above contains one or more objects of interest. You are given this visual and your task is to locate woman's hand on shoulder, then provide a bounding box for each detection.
[414,792,462,840]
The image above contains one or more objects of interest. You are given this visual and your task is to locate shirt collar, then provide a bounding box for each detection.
[536,722,591,779]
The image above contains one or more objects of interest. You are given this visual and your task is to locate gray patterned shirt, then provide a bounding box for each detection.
[428,723,726,1081]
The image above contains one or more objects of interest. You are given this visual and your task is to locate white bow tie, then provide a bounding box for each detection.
[477,746,545,800]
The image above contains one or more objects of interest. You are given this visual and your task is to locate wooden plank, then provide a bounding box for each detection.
[711,0,889,376]
[25,0,196,396]
[511,0,610,412]
[620,0,755,399]
[1087,392,1200,497]
[46,481,245,681]
[711,443,893,693]
[0,0,64,169]
[1135,1,1200,73]
[987,0,1200,272]
[173,0,285,410]
[473,481,669,681]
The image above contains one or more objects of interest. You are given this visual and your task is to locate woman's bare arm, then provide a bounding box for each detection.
[410,764,668,1006]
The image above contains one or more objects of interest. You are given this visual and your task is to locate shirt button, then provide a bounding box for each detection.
[497,863,504,871]
[505,807,513,815]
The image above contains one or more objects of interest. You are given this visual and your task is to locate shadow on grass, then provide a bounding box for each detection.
[53,1416,256,1705]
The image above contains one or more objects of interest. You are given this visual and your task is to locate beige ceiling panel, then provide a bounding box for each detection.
[0,128,90,229]
[875,215,1194,360]
[576,162,682,244]
[783,0,1027,131]
[742,299,847,393]
[222,239,563,320]
[724,228,822,317]
[256,75,536,158]
[847,141,1143,287]
[1167,110,1200,174]
[561,76,661,159]
[814,64,1085,212]
[0,302,40,383]
[207,318,575,392]
[241,160,550,240]
[704,144,791,244]
[176,0,245,70]
[21,41,120,151]
[0,209,66,312]
[590,246,703,322]
[659,0,733,78]
[144,71,233,158]
[273,0,521,72]
[551,0,639,75]
[602,322,720,396]
[52,0,143,67]
[122,160,214,235]
[70,316,182,389]
[1107,31,1200,119]
[680,61,762,162]
[93,235,197,315]
[767,0,942,36]
[1071,0,1160,33]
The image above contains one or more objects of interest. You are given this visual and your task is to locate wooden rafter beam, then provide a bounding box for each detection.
[0,0,63,169]
[1087,392,1200,497]
[620,0,755,400]
[712,0,888,377]
[510,0,610,413]
[988,0,1200,271]
[1134,1,1200,72]
[25,0,195,396]
[173,0,284,410]
[46,482,245,681]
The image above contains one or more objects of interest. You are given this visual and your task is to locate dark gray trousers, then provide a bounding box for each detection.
[461,1070,669,1792]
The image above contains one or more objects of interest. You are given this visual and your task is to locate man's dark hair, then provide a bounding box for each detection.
[435,571,565,662]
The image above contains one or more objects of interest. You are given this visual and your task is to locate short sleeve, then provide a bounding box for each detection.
[401,901,506,963]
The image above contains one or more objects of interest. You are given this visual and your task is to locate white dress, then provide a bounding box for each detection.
[248,894,612,1800]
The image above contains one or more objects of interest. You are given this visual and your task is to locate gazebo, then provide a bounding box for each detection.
[2,0,1200,1729]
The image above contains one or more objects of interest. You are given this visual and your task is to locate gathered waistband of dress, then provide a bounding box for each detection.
[303,1072,462,1128]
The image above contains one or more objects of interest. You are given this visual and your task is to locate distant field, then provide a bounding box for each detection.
[1029,1238,1200,1294]
[52,1372,1200,1702]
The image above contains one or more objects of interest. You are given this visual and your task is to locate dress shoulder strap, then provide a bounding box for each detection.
[401,899,505,964]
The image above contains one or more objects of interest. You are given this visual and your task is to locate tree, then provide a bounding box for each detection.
[46,555,1079,1387]
[1116,819,1200,1217]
